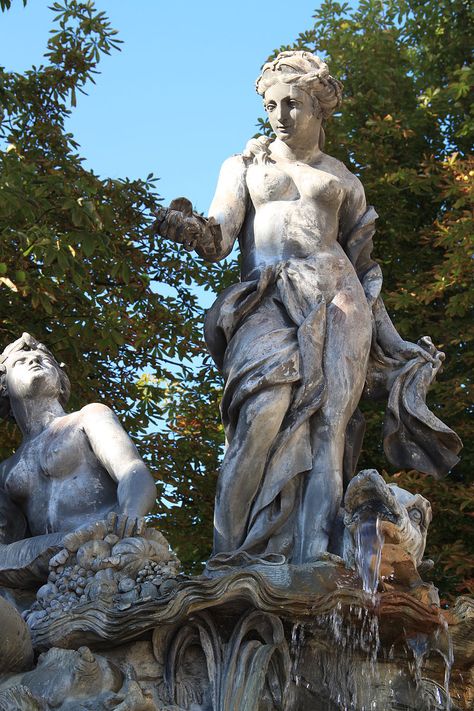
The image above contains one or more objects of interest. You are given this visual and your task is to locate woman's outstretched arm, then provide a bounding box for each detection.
[80,403,157,518]
[153,154,248,262]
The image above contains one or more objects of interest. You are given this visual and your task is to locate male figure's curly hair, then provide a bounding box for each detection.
[0,333,70,419]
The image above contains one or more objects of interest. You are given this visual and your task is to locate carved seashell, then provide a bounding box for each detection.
[63,520,108,552]
[76,540,112,570]
[145,528,177,549]
[111,537,172,577]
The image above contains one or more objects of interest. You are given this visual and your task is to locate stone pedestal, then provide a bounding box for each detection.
[2,564,470,710]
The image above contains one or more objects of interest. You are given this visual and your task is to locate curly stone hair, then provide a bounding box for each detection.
[255,50,343,119]
[0,333,70,419]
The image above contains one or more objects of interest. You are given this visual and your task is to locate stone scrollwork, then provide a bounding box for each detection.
[156,610,292,711]
[0,646,155,710]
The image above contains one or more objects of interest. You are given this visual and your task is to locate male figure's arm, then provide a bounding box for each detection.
[80,403,156,519]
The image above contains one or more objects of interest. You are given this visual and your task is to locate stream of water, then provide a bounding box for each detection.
[354,514,385,596]
[288,511,457,709]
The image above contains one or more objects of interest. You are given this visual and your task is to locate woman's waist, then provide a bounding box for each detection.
[241,241,353,283]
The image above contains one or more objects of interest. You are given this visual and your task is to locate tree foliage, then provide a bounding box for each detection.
[0,0,224,566]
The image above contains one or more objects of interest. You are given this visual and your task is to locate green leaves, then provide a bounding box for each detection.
[1,0,471,586]
[0,1,28,10]
[0,0,221,571]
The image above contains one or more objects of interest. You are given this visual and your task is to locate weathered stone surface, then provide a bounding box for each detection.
[153,50,461,565]
[0,645,155,710]
[342,468,439,604]
[22,575,473,710]
[0,596,33,674]
[0,47,470,710]
[0,332,157,590]
[25,520,180,640]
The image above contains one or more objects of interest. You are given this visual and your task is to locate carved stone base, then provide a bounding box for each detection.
[2,566,470,710]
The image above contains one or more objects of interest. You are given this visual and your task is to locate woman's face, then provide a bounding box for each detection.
[264,82,321,147]
[5,349,61,402]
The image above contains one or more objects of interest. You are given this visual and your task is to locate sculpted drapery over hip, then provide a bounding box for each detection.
[154,51,461,567]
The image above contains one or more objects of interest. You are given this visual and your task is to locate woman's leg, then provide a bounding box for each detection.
[213,384,293,554]
[294,290,372,563]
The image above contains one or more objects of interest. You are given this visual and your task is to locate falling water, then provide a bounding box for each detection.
[407,628,455,710]
[406,632,430,689]
[354,514,385,596]
[290,622,306,687]
[432,613,454,711]
[315,603,381,710]
[310,515,386,709]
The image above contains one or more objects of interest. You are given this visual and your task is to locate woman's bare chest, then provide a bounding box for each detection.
[5,420,90,498]
[246,161,346,207]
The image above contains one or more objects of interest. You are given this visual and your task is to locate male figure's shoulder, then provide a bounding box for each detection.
[77,402,119,431]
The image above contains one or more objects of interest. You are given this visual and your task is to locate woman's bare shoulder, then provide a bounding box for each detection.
[220,153,248,174]
[319,153,362,184]
[76,403,118,429]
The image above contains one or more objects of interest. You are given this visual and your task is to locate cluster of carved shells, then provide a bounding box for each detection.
[27,523,181,622]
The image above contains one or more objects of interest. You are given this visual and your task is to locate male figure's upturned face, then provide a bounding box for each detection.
[5,349,61,402]
[264,83,321,148]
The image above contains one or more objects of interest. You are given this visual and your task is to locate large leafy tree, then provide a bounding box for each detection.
[0,0,224,566]
[0,1,472,599]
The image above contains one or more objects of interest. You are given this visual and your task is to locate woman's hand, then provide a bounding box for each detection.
[153,204,202,250]
[153,197,222,256]
[394,336,443,366]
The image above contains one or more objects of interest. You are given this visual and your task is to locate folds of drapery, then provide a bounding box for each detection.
[341,207,462,478]
[204,206,462,562]
[205,258,328,560]
[0,487,63,588]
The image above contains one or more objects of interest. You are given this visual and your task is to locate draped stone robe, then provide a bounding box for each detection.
[204,206,462,567]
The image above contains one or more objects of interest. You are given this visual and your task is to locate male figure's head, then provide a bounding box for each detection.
[0,333,70,420]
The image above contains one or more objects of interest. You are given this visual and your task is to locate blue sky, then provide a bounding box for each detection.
[1,0,319,212]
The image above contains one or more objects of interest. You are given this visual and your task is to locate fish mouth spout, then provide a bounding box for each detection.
[349,500,399,525]
[344,469,403,530]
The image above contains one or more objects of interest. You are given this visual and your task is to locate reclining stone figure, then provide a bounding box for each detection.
[0,332,157,590]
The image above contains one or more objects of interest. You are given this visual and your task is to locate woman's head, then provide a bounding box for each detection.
[0,333,70,418]
[256,51,342,149]
[256,51,342,118]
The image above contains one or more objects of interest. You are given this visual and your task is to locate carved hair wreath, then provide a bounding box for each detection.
[255,50,343,120]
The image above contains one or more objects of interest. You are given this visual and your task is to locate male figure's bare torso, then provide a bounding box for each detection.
[3,405,122,536]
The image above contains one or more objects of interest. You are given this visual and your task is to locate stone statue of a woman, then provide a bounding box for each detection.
[154,51,461,567]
